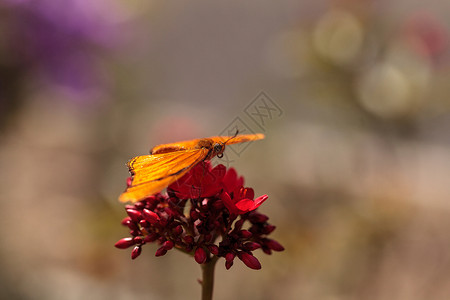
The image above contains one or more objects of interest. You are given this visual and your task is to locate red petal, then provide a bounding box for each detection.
[211,164,226,179]
[235,199,255,212]
[254,195,268,206]
[223,168,238,192]
[188,186,201,199]
[221,192,239,215]
[243,188,254,200]
[235,195,268,212]
[201,184,222,198]
[237,176,244,188]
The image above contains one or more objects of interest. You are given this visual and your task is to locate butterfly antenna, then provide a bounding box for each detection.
[223,129,239,145]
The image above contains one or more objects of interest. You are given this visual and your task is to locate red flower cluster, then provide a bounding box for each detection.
[115,161,283,270]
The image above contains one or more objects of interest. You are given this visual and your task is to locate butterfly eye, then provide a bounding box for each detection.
[213,143,223,154]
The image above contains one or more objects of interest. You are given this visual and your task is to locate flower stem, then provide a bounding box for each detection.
[201,256,218,300]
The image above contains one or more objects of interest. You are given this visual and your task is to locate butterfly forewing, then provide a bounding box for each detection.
[209,133,265,145]
[119,148,208,202]
[150,134,265,154]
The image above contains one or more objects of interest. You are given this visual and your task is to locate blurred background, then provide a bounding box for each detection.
[1,0,450,299]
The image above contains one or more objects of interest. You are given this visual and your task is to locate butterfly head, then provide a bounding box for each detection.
[213,142,225,159]
[209,131,238,159]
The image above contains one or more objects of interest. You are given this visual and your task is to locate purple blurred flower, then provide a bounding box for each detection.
[1,0,126,101]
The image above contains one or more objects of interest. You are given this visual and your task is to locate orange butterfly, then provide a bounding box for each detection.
[119,133,265,203]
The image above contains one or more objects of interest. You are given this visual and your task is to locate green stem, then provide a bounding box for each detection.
[201,256,218,300]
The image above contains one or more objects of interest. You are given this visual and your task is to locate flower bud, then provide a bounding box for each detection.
[212,200,224,210]
[190,209,199,220]
[238,252,261,270]
[144,232,158,243]
[225,260,233,270]
[195,247,207,264]
[183,235,194,244]
[127,221,139,231]
[243,242,261,251]
[144,195,156,203]
[164,207,178,217]
[162,240,174,250]
[173,225,183,235]
[133,236,144,245]
[125,204,134,210]
[234,219,245,230]
[266,239,284,251]
[131,246,142,259]
[262,247,272,255]
[142,209,160,224]
[239,230,252,238]
[129,229,140,236]
[249,212,268,223]
[121,217,132,226]
[204,234,212,242]
[126,209,142,222]
[262,224,276,234]
[155,247,168,257]
[115,237,135,249]
[207,244,219,255]
[134,202,145,210]
[159,217,168,227]
[225,252,235,262]
[139,219,149,227]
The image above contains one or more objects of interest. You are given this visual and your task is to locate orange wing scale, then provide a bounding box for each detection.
[119,133,264,203]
